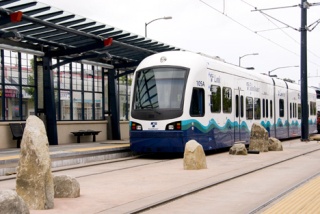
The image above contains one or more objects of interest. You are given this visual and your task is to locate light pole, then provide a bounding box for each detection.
[145,16,172,37]
[238,53,259,66]
[268,65,299,76]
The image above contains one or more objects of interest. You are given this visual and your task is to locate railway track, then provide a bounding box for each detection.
[0,154,173,181]
[53,142,320,213]
[1,140,320,213]
[135,146,320,214]
[249,170,320,214]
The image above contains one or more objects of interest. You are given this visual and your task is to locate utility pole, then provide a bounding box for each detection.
[300,0,308,141]
[252,2,319,140]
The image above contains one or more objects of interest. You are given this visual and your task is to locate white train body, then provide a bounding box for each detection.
[129,51,317,153]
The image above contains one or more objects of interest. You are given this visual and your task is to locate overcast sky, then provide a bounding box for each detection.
[37,0,320,87]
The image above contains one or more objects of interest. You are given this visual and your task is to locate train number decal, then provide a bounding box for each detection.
[196,81,205,87]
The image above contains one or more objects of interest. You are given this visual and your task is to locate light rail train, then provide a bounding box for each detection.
[129,51,317,153]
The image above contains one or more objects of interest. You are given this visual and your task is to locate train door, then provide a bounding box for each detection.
[274,81,289,139]
[234,88,244,142]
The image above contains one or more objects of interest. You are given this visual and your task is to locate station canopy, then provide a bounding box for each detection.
[0,0,182,69]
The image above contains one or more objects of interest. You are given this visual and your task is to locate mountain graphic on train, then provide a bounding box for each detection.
[129,51,317,153]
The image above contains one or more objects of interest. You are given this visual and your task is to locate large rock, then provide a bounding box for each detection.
[229,143,247,155]
[268,137,283,151]
[16,116,54,210]
[249,123,269,152]
[0,190,30,214]
[183,140,207,170]
[54,175,80,198]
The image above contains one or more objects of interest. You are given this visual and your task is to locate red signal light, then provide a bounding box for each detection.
[104,38,113,47]
[10,11,23,22]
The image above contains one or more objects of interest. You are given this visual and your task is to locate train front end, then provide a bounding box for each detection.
[129,52,197,153]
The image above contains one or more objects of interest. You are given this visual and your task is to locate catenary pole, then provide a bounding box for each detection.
[300,0,309,140]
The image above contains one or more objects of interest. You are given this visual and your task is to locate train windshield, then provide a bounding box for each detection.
[133,67,188,110]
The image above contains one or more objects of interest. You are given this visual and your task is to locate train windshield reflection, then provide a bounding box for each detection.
[133,67,188,110]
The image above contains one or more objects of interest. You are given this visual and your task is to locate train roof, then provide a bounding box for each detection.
[198,51,274,85]
[137,51,316,94]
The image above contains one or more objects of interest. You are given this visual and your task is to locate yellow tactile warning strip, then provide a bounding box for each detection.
[69,144,130,152]
[0,144,130,161]
[263,176,320,213]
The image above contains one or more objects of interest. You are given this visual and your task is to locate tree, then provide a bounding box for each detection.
[119,75,132,85]
[24,75,35,100]
[24,58,35,101]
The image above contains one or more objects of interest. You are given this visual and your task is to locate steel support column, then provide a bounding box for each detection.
[108,69,121,140]
[43,56,58,145]
[300,0,309,140]
[0,50,5,120]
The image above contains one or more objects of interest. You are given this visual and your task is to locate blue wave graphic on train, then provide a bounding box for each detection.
[181,118,311,133]
[182,119,248,133]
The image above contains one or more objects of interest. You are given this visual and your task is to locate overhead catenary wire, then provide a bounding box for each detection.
[308,18,320,31]
[250,2,320,64]
[258,11,320,60]
[199,0,299,57]
[255,26,289,33]
[257,10,300,32]
[240,0,256,9]
[251,4,300,11]
[259,12,300,46]
[200,0,320,67]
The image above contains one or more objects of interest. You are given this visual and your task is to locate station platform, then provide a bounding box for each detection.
[1,136,320,213]
[0,140,132,178]
[262,175,320,213]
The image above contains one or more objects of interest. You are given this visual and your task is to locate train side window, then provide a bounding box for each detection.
[266,99,269,118]
[223,87,232,113]
[310,101,316,116]
[246,97,253,120]
[210,85,221,113]
[294,103,297,118]
[236,95,239,117]
[293,103,295,118]
[254,98,261,120]
[279,99,284,117]
[240,95,244,118]
[270,100,273,118]
[290,103,292,118]
[309,102,312,116]
[190,88,205,117]
[298,104,301,119]
[262,99,265,118]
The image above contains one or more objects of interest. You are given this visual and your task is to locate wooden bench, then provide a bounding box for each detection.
[71,130,101,143]
[9,123,26,148]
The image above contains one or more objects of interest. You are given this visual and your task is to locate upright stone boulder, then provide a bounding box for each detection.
[229,143,247,155]
[0,190,30,214]
[16,116,54,210]
[268,137,283,151]
[249,123,269,152]
[54,175,80,198]
[183,140,207,170]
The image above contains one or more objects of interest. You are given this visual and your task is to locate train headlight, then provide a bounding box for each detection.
[166,121,181,130]
[168,125,174,130]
